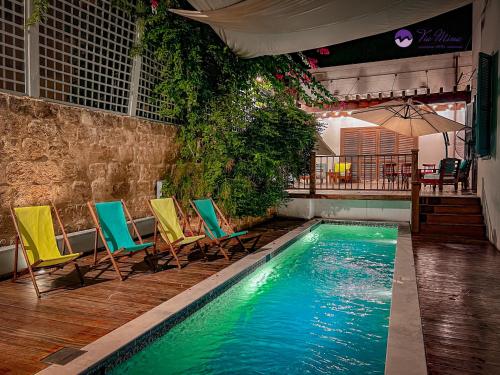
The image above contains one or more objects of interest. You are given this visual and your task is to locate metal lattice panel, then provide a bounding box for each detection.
[38,0,135,113]
[0,0,25,94]
[136,51,175,123]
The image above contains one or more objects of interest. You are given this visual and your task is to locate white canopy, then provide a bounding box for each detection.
[170,0,471,58]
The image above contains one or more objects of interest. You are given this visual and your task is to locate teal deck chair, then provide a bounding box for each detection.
[190,198,248,260]
[87,200,154,280]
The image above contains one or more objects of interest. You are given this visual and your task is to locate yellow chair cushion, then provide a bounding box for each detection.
[334,162,351,175]
[179,235,205,246]
[37,253,81,267]
[151,198,205,245]
[14,206,81,267]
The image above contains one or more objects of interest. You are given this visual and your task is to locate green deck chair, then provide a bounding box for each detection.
[10,204,83,298]
[190,198,248,260]
[87,200,154,280]
[149,197,206,268]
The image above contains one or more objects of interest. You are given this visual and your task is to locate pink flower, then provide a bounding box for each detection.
[317,47,330,55]
[151,0,159,14]
[274,73,284,80]
[302,73,311,83]
[307,57,318,69]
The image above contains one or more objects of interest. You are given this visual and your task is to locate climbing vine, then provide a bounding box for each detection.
[129,0,333,217]
[26,0,49,26]
[30,0,334,217]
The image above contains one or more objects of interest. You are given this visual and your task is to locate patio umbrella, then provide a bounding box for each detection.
[351,99,465,156]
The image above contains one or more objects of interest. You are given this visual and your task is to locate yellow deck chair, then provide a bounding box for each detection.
[334,162,352,175]
[10,204,83,298]
[334,162,352,183]
[149,197,206,269]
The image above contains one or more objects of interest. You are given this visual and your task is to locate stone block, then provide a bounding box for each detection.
[0,93,178,243]
[88,163,107,180]
[21,138,49,161]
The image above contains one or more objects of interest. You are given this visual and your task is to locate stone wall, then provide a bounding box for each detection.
[0,93,178,245]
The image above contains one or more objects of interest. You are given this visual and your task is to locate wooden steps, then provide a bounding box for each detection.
[419,196,486,239]
[425,213,484,225]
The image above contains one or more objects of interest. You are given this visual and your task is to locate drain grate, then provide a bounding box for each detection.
[42,347,87,365]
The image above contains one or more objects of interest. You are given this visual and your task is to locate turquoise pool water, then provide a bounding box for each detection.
[112,224,397,374]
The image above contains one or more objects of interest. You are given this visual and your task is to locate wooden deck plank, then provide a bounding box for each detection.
[0,217,305,374]
[413,234,500,375]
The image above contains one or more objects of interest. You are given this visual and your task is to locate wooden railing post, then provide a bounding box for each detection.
[309,151,316,196]
[411,149,421,233]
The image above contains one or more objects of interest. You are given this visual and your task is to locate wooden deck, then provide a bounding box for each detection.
[2,217,500,374]
[0,217,306,374]
[413,234,500,375]
[287,186,477,200]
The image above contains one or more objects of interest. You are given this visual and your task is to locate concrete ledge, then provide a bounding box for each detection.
[0,216,155,277]
[278,197,411,222]
[385,223,427,375]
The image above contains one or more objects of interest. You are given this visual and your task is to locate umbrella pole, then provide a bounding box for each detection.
[442,132,450,158]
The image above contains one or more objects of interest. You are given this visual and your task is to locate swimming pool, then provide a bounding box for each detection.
[111,223,397,374]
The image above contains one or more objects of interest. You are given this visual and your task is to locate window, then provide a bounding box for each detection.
[341,127,417,155]
[0,0,172,122]
[38,0,135,113]
[341,127,417,179]
[475,52,498,158]
[0,0,25,94]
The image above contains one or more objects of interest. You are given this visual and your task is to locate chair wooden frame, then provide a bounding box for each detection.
[190,198,248,261]
[400,162,413,189]
[87,200,153,281]
[148,196,206,269]
[10,203,84,298]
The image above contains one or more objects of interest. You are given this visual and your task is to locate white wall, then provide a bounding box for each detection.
[473,0,500,249]
[279,198,411,222]
[319,107,465,167]
[320,115,376,154]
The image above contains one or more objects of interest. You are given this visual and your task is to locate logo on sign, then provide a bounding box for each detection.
[394,29,413,48]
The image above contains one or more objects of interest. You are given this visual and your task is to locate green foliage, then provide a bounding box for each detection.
[130,0,332,217]
[26,0,49,26]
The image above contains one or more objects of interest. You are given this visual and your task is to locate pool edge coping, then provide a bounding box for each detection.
[36,219,322,375]
[36,219,427,375]
[385,223,427,375]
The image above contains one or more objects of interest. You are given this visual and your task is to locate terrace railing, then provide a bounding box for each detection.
[288,150,421,233]
[290,152,416,192]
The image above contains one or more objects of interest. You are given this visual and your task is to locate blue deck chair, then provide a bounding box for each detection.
[190,198,248,260]
[87,200,154,280]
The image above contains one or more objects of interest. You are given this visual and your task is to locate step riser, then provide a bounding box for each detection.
[420,224,486,239]
[425,215,484,225]
[425,206,483,214]
[420,197,481,206]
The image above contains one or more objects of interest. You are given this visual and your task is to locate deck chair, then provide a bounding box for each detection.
[334,162,352,183]
[87,200,154,281]
[420,158,461,192]
[190,198,249,260]
[10,204,83,298]
[148,197,206,269]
